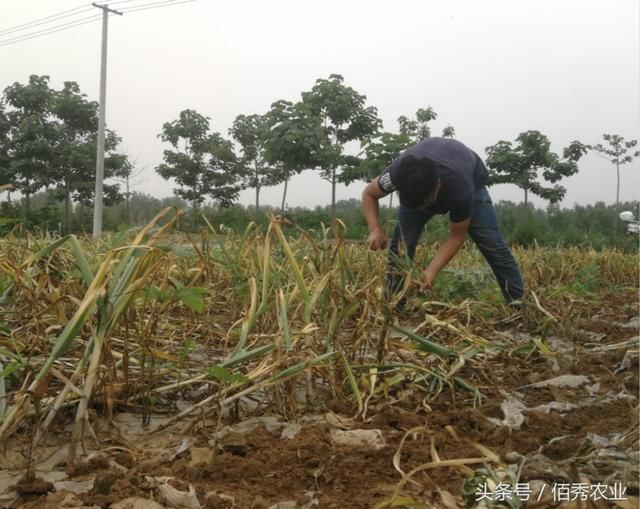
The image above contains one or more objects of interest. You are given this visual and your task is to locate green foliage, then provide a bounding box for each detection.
[591,133,639,211]
[51,81,130,232]
[592,133,639,166]
[174,287,206,313]
[264,99,326,172]
[0,274,13,309]
[568,262,600,296]
[392,323,456,358]
[359,131,412,184]
[262,99,327,211]
[494,200,639,250]
[432,267,495,302]
[2,75,128,225]
[205,364,250,385]
[3,75,57,209]
[512,207,546,247]
[3,186,638,253]
[0,201,19,235]
[156,109,239,209]
[300,74,382,214]
[0,72,637,255]
[441,125,456,138]
[0,103,10,184]
[398,106,438,142]
[485,131,587,205]
[229,113,286,211]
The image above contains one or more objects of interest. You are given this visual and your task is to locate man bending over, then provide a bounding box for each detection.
[361,137,523,305]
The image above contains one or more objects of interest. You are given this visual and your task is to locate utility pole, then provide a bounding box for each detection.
[92,3,122,239]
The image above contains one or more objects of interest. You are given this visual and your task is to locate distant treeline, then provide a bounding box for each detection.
[1,191,637,251]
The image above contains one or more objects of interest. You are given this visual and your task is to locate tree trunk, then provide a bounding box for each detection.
[389,193,393,208]
[24,178,31,219]
[125,175,131,225]
[616,161,620,213]
[192,200,198,229]
[64,181,71,234]
[280,179,288,212]
[331,168,337,219]
[254,163,260,213]
[78,204,86,235]
[24,192,31,218]
[524,189,528,208]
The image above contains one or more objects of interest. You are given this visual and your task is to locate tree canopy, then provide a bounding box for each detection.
[263,99,326,211]
[591,133,639,212]
[229,113,286,211]
[2,72,632,237]
[2,75,129,225]
[485,130,587,206]
[51,81,129,231]
[156,109,239,211]
[3,75,57,212]
[301,74,381,217]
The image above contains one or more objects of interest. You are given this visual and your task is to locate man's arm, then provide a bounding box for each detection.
[420,219,470,290]
[362,177,389,250]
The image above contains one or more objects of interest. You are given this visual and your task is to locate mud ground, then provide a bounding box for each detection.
[1,291,638,509]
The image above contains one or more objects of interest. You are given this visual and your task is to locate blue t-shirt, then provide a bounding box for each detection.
[377,137,489,222]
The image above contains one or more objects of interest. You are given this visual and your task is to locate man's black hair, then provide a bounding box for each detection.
[395,154,440,208]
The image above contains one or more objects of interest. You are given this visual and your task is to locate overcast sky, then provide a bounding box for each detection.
[1,0,639,209]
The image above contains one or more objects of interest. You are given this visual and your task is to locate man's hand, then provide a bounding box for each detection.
[367,227,387,250]
[419,219,469,292]
[419,269,435,292]
[362,179,389,250]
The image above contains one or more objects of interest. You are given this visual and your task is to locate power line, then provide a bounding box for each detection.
[0,13,103,48]
[90,0,193,13]
[0,3,91,36]
[94,0,148,6]
[0,0,160,37]
[119,0,195,14]
[0,0,195,48]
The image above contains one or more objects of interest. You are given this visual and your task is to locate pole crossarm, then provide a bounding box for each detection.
[91,3,124,16]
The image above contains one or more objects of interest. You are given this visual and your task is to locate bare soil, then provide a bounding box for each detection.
[1,291,638,509]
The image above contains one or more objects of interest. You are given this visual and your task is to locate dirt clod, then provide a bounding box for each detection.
[12,471,54,496]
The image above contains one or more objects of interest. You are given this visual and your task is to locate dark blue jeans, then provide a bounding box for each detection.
[386,187,524,303]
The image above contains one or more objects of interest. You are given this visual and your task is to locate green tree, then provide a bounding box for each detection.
[591,134,639,212]
[3,75,57,215]
[156,109,239,223]
[360,131,411,179]
[229,113,285,212]
[441,125,456,138]
[105,190,169,227]
[264,99,325,212]
[0,102,10,185]
[301,74,381,218]
[398,106,455,143]
[122,191,159,225]
[398,106,432,142]
[51,81,129,233]
[485,130,587,206]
